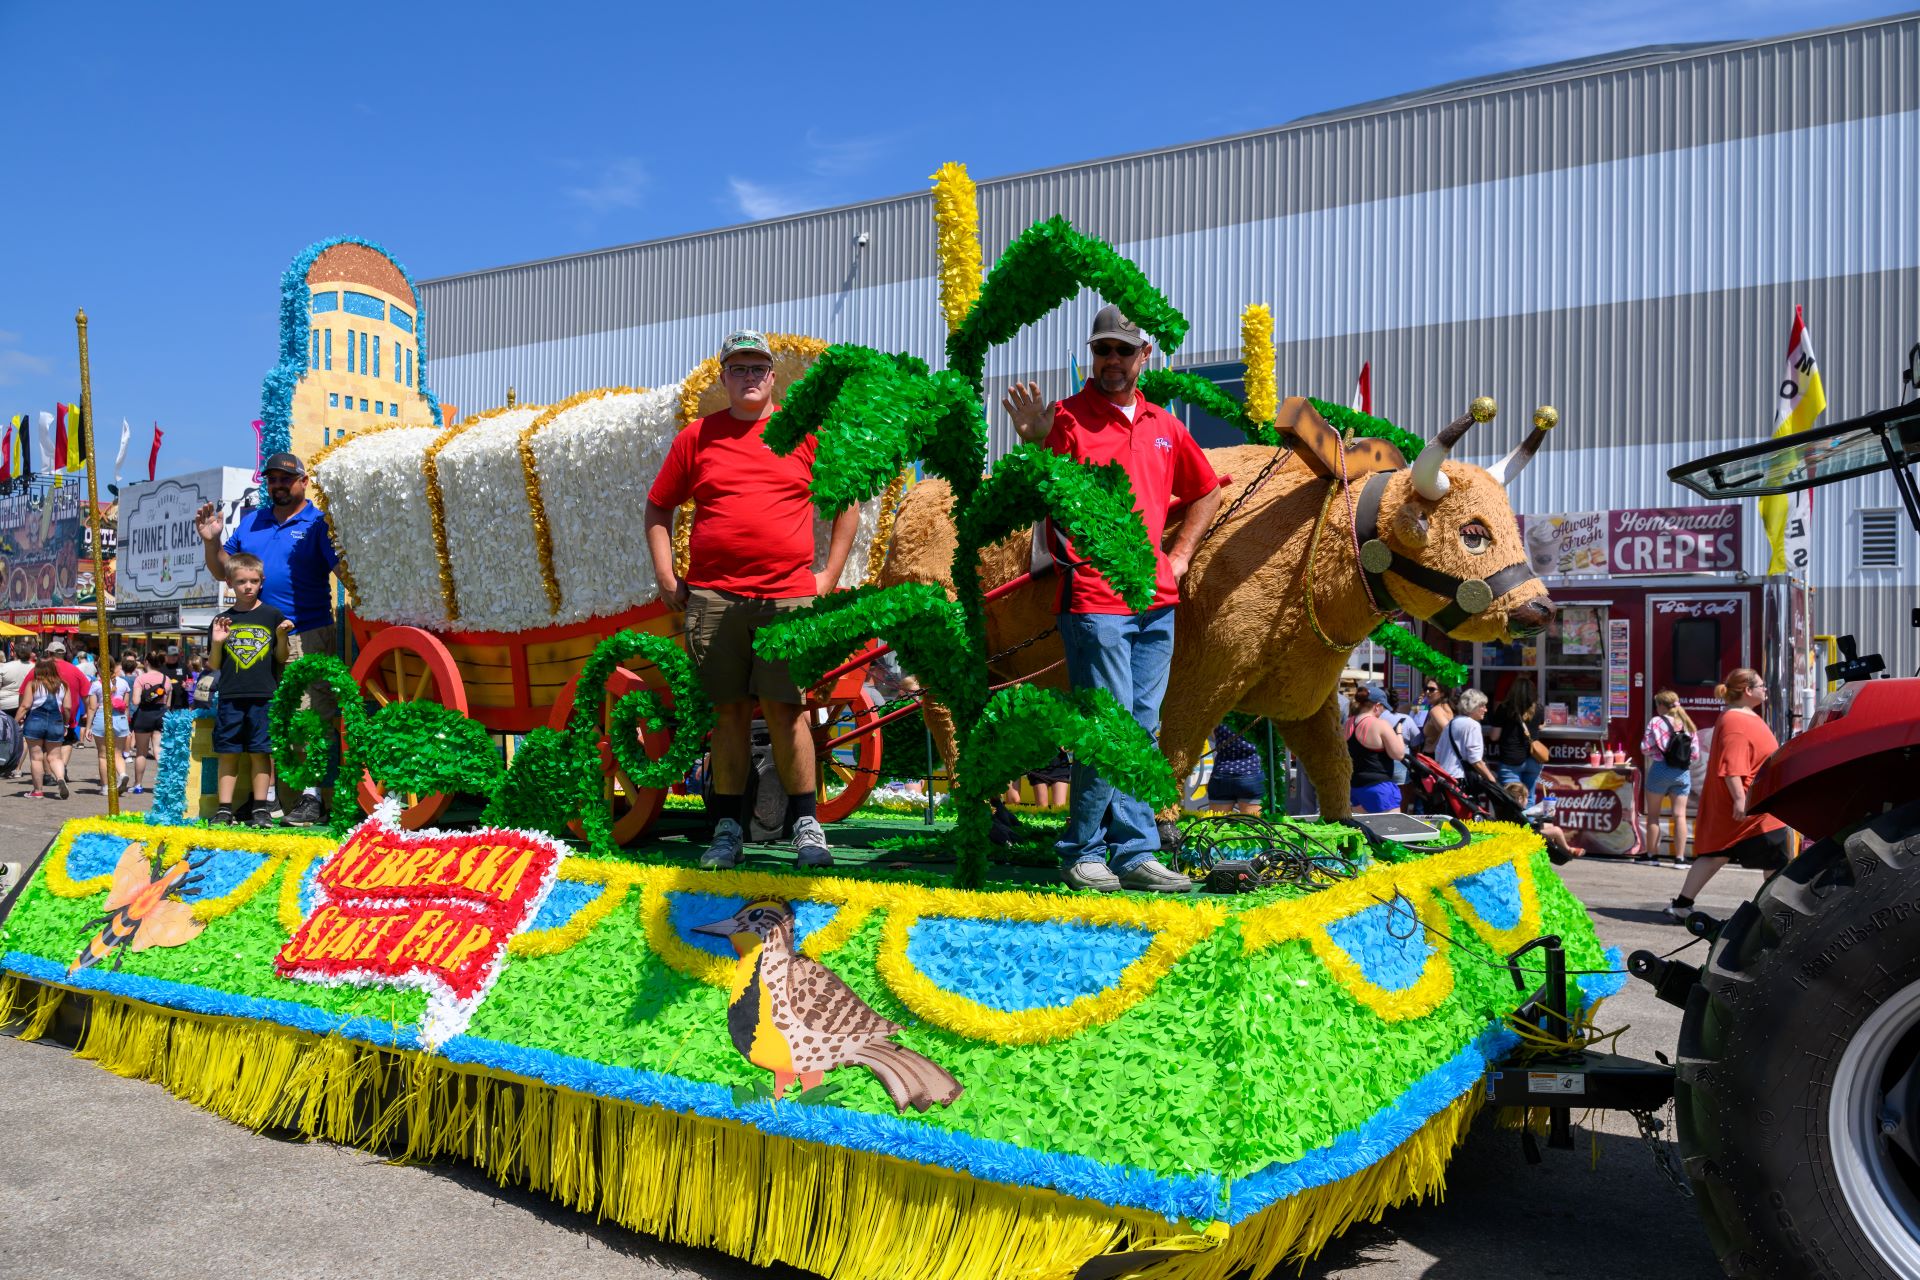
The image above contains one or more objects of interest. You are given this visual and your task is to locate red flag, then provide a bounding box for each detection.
[1350,362,1372,416]
[53,403,69,470]
[0,421,12,482]
[147,423,163,482]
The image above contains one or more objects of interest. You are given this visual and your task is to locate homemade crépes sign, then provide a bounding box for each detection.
[275,800,566,1047]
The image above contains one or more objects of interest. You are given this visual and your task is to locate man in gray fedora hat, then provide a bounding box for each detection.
[1002,304,1225,893]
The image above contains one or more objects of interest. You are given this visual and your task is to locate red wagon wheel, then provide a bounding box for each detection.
[350,626,469,829]
[810,673,882,824]
[548,664,675,846]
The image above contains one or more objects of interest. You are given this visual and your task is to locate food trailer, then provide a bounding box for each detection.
[1389,504,1811,855]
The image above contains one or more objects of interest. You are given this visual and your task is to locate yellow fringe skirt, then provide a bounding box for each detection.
[0,975,1481,1280]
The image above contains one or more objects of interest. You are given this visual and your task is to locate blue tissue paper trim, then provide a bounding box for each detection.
[1324,899,1435,993]
[65,831,136,882]
[904,916,1153,1012]
[1452,861,1523,931]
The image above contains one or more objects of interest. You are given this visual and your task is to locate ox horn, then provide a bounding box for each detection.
[1411,396,1497,501]
[1486,405,1559,487]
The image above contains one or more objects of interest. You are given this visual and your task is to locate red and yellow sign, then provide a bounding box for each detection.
[275,803,566,1046]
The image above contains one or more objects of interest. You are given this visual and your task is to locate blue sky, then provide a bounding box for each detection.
[0,0,1896,479]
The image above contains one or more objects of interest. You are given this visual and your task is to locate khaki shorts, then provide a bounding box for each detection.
[685,589,811,706]
[287,622,340,720]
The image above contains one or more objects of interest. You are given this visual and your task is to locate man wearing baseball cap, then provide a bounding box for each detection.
[644,330,860,870]
[195,452,339,826]
[1002,304,1225,893]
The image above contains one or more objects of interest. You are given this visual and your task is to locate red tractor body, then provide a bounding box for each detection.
[1749,676,1920,842]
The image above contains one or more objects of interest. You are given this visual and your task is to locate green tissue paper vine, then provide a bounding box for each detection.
[758,219,1185,888]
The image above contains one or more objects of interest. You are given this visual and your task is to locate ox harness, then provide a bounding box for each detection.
[1349,468,1536,634]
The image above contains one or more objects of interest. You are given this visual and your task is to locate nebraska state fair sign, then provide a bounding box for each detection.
[275,801,566,1048]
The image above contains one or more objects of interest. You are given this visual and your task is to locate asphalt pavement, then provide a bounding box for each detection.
[0,767,1755,1280]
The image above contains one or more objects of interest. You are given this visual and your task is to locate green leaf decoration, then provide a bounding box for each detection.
[269,653,370,835]
[360,701,504,801]
[766,347,988,510]
[1307,397,1427,461]
[965,684,1178,814]
[569,631,715,794]
[754,583,983,717]
[484,726,596,840]
[1367,620,1468,689]
[946,217,1189,391]
[956,446,1158,613]
[1138,370,1279,446]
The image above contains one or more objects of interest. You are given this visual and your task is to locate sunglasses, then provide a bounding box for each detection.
[1089,342,1140,359]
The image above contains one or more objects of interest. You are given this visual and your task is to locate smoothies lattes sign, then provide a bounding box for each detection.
[1523,506,1742,578]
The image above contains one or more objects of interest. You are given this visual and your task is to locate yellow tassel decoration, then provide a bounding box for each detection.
[1240,304,1277,428]
[929,162,983,333]
[21,978,1488,1280]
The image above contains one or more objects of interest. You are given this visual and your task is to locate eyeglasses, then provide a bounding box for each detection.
[1424,685,1440,693]
[1089,342,1140,359]
[724,363,774,381]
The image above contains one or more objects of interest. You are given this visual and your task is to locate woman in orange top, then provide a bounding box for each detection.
[1667,668,1790,923]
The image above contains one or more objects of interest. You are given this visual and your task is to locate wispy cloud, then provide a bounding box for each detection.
[0,334,51,388]
[1469,0,1840,69]
[724,130,898,221]
[727,177,812,220]
[564,157,650,216]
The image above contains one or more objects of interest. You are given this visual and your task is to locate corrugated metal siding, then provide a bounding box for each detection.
[421,14,1920,669]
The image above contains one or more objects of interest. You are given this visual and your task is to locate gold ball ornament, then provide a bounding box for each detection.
[1469,396,1498,423]
[1533,405,1560,431]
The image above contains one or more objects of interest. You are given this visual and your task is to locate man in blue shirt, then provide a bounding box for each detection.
[195,452,339,825]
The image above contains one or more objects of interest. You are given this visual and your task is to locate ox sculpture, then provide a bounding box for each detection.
[879,394,1556,824]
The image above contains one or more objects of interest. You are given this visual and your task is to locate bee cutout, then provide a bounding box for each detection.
[70,846,212,974]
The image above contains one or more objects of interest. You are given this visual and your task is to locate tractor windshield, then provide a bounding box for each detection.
[1668,404,1920,501]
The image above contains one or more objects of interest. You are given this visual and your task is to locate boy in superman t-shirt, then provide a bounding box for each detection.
[209,552,292,826]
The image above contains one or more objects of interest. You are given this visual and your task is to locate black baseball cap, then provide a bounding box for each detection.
[263,452,306,477]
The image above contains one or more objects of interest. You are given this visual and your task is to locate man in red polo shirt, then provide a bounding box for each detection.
[645,330,859,870]
[1004,304,1224,893]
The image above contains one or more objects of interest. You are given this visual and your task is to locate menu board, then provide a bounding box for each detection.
[1607,618,1631,719]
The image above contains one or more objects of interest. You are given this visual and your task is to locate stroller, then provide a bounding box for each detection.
[1401,751,1529,824]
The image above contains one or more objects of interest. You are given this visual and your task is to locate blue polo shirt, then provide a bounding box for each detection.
[222,501,339,633]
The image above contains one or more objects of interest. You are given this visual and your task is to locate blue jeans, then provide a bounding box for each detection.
[1055,607,1175,873]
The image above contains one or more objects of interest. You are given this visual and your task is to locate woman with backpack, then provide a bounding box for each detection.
[1640,690,1698,863]
[128,648,172,794]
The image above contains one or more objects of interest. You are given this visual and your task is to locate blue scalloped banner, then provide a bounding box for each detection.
[1323,898,1435,993]
[668,892,839,958]
[528,880,605,934]
[175,848,269,903]
[66,831,138,883]
[903,916,1153,1013]
[1451,861,1522,931]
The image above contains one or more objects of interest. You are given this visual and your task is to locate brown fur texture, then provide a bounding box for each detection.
[878,442,1551,821]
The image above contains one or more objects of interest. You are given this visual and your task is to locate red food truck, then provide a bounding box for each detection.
[1387,504,1812,856]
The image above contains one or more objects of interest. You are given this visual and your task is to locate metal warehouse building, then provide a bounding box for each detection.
[422,12,1920,676]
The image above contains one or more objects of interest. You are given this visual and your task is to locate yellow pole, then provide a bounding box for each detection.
[76,309,117,816]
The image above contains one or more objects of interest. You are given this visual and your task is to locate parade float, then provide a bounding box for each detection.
[0,164,1624,1280]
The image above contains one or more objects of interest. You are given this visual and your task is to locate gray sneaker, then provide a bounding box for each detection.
[793,816,833,868]
[1063,859,1123,892]
[1118,856,1195,894]
[701,818,745,869]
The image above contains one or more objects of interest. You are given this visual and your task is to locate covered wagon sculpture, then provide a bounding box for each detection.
[308,335,895,839]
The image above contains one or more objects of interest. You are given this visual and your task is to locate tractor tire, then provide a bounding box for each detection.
[1676,798,1920,1278]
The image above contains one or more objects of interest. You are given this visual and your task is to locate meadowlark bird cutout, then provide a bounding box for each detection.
[71,845,210,974]
[693,898,963,1112]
